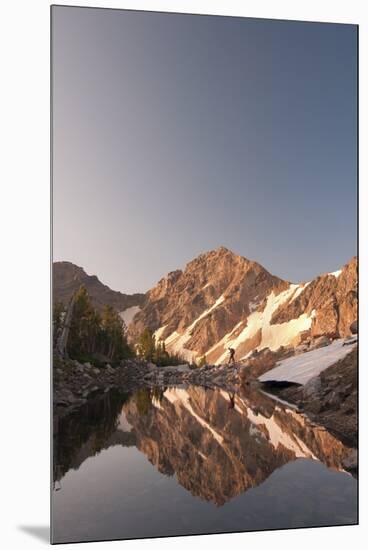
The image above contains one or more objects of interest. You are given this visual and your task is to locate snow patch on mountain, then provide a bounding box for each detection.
[257,310,315,357]
[162,294,225,360]
[248,297,260,312]
[291,282,310,301]
[216,285,314,364]
[119,306,141,326]
[330,269,342,278]
[152,395,163,410]
[154,325,167,342]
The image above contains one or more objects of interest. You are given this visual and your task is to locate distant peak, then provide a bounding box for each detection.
[53,260,86,273]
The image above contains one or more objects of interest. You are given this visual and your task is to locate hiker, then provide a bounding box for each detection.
[228,347,235,365]
[227,391,235,410]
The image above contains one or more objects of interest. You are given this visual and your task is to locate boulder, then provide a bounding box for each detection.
[311,304,339,339]
[294,343,310,355]
[338,292,358,336]
[303,376,322,399]
[309,335,331,350]
[342,449,358,472]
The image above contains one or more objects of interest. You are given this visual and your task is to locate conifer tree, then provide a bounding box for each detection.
[137,328,156,361]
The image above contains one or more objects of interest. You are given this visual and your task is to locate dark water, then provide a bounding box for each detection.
[52,385,357,543]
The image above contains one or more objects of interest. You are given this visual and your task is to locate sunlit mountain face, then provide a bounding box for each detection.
[53,250,357,368]
[128,248,357,364]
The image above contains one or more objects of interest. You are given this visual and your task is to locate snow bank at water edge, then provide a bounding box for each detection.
[259,339,356,385]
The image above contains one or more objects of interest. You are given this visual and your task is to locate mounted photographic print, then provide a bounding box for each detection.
[51,5,358,544]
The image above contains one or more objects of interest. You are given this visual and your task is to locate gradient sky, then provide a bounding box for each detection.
[52,7,357,294]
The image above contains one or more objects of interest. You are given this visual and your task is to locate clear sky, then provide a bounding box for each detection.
[52,7,357,294]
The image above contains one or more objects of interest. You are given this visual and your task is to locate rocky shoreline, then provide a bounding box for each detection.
[53,344,358,472]
[53,340,311,415]
[53,358,153,416]
[53,358,243,417]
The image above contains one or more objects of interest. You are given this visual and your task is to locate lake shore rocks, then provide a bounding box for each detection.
[264,346,357,450]
[53,358,245,417]
[53,358,149,414]
[53,338,358,457]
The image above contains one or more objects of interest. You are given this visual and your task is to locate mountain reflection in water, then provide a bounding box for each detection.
[52,385,357,543]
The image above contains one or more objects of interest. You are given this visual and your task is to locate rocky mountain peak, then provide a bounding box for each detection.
[129,250,357,365]
[186,246,250,269]
[54,251,357,367]
[178,247,277,292]
[129,248,287,358]
[55,261,86,279]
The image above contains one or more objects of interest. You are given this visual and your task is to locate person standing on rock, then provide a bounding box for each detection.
[227,391,235,409]
[228,347,236,365]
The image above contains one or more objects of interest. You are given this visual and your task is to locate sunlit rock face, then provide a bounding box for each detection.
[128,248,357,364]
[128,247,285,361]
[271,256,357,339]
[123,386,351,506]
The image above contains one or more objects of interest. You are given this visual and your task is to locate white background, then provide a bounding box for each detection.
[1,0,366,548]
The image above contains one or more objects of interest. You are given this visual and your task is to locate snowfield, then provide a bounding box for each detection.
[329,269,342,278]
[215,285,314,364]
[148,276,354,368]
[152,284,319,364]
[258,339,356,385]
[154,325,168,342]
[119,306,141,326]
[158,294,226,361]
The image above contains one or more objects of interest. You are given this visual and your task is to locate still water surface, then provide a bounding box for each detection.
[52,385,357,543]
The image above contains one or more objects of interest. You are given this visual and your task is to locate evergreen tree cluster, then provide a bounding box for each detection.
[53,286,133,365]
[53,288,187,368]
[136,328,184,366]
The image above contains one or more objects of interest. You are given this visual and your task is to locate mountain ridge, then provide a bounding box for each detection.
[53,248,357,364]
[53,261,146,313]
[128,248,357,363]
